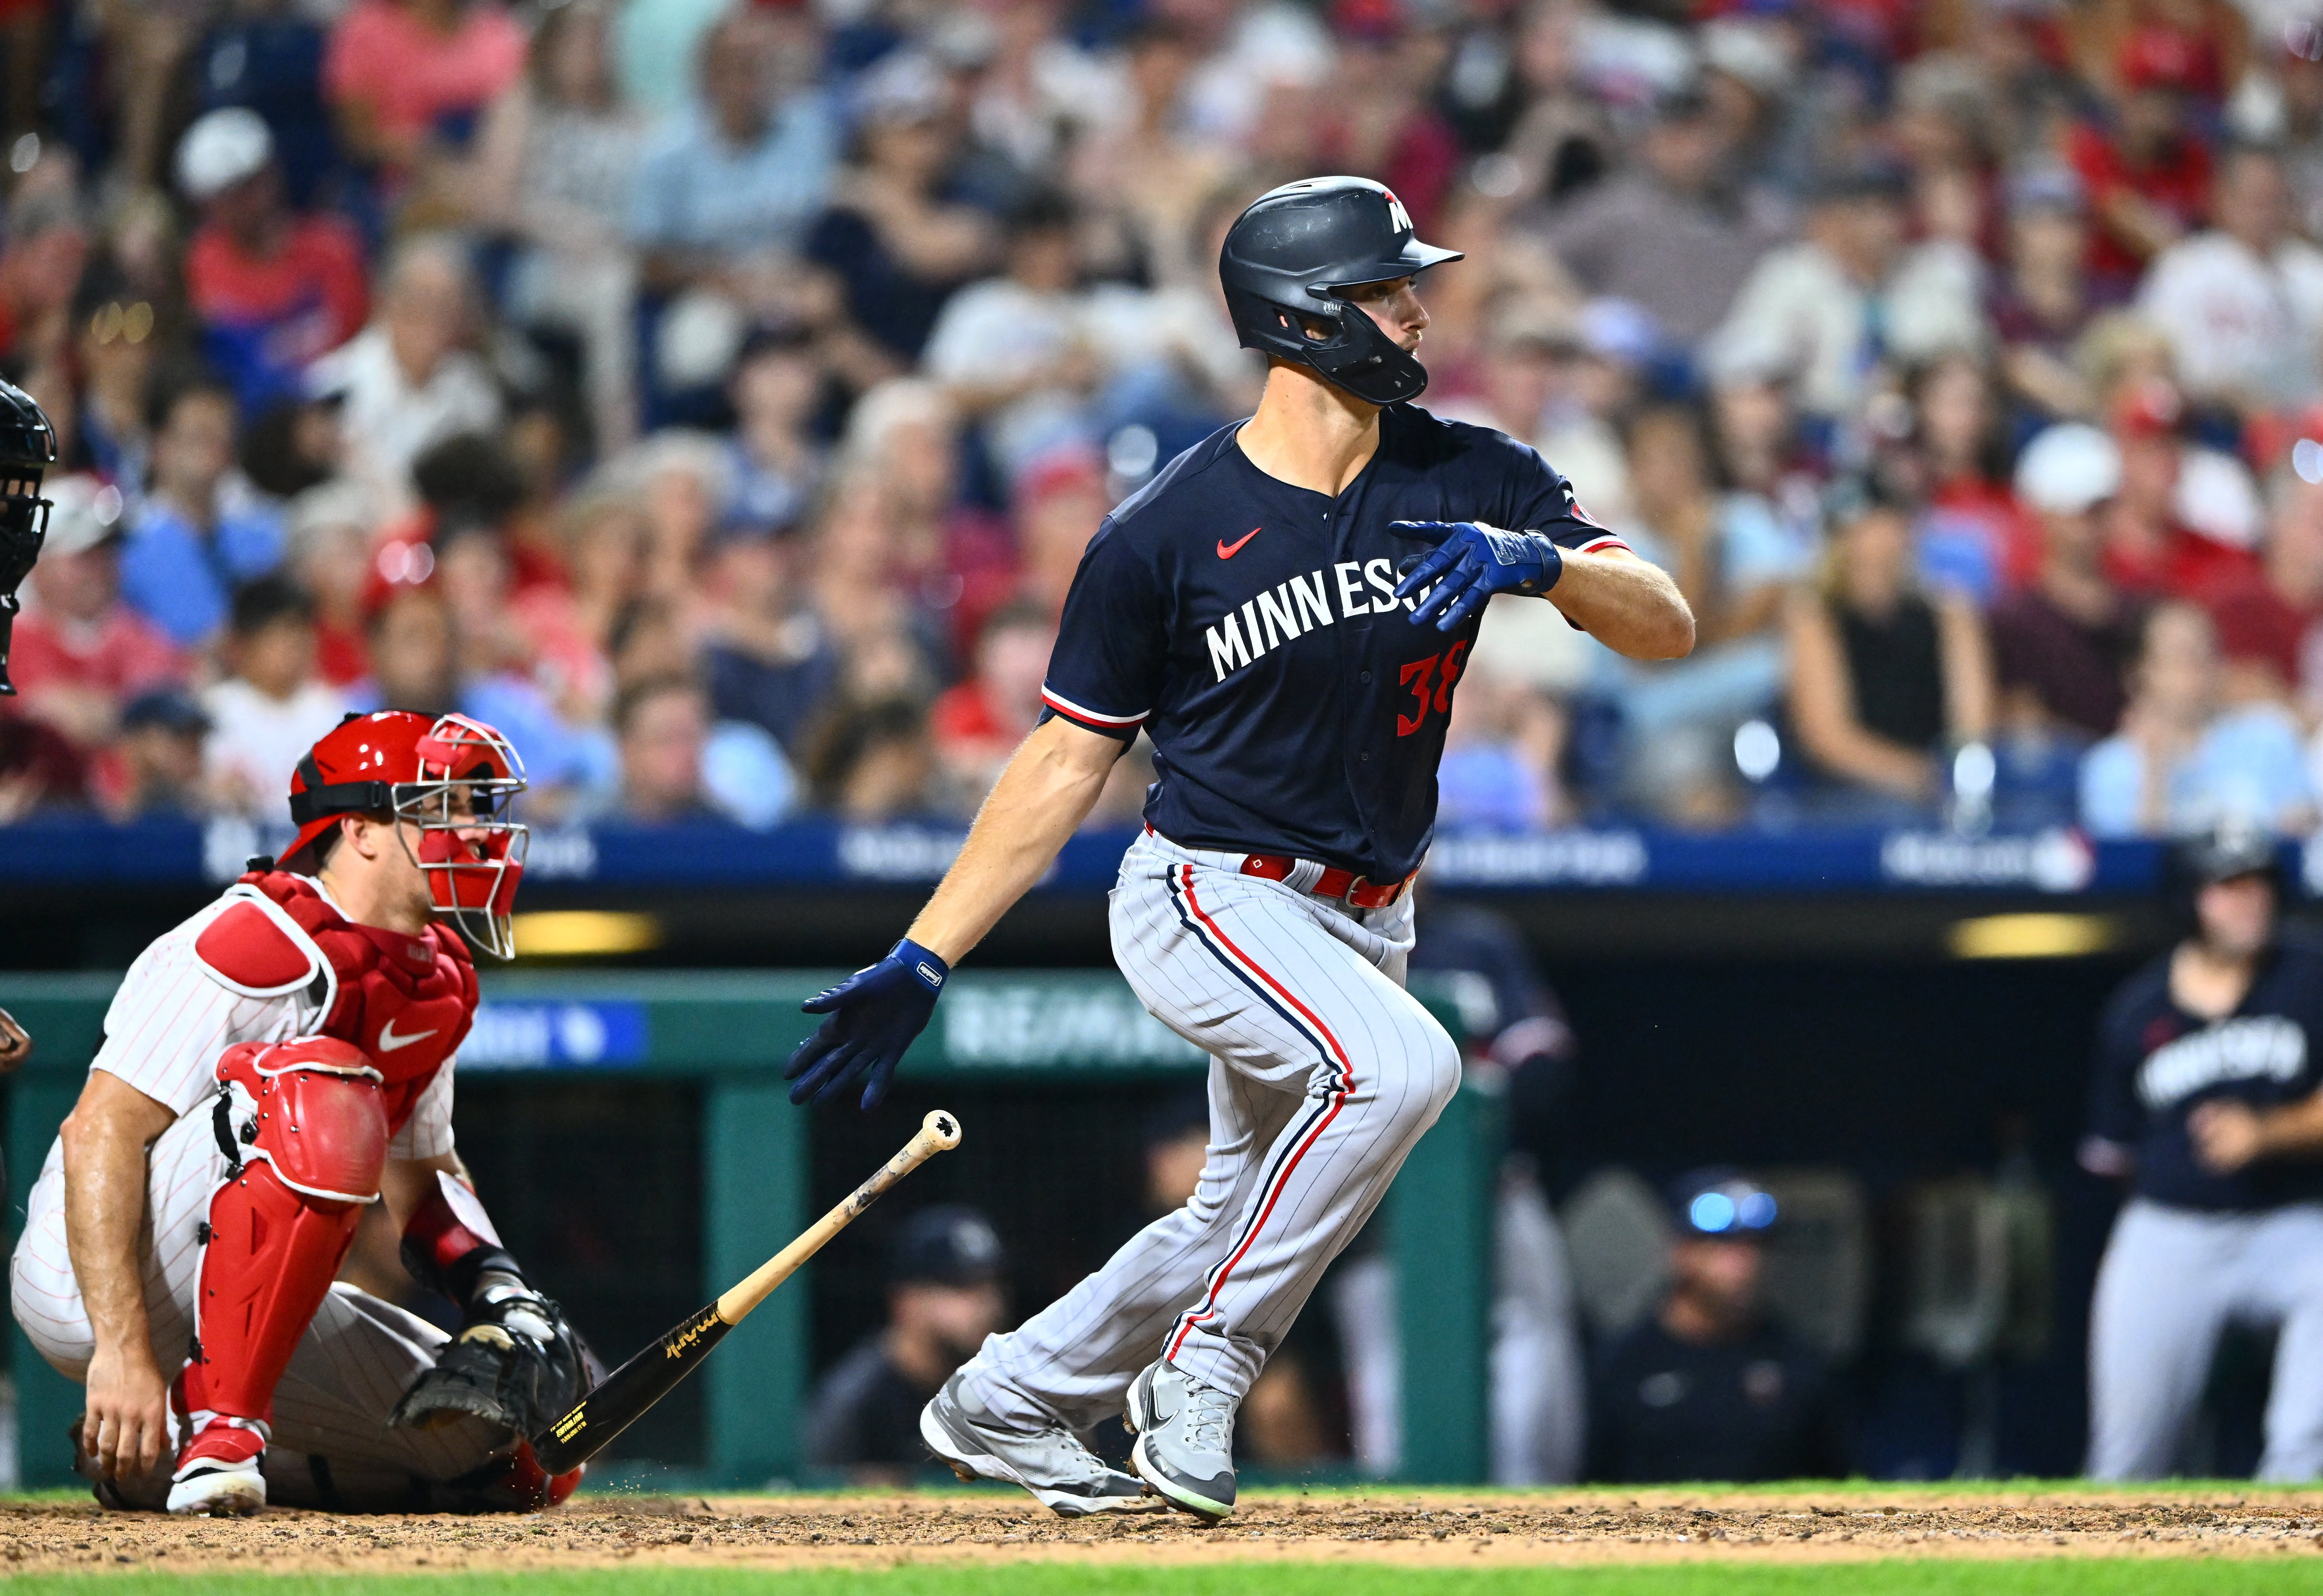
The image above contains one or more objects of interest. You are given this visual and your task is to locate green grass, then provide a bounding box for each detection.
[8,1566,2323,1596]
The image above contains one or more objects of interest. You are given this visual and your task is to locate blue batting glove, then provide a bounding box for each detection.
[1386,520,1563,632]
[784,938,950,1110]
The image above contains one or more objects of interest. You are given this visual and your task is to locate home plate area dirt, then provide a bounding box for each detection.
[7,1488,2323,1573]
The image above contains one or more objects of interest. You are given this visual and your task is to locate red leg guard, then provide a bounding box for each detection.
[188,1040,390,1431]
[184,1159,366,1427]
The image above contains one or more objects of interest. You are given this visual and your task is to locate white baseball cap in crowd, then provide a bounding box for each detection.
[2014,422,2123,515]
[40,474,126,558]
[2174,448,2263,547]
[175,108,274,202]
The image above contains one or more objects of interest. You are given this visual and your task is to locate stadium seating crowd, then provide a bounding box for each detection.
[3,0,2323,839]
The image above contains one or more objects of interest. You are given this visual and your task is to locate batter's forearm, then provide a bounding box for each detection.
[1546,551,1694,660]
[907,722,1117,964]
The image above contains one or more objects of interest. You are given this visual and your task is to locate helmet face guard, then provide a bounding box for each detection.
[396,714,529,960]
[1224,280,1437,406]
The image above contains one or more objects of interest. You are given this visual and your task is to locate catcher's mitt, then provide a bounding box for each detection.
[0,1004,30,1073]
[388,1289,598,1437]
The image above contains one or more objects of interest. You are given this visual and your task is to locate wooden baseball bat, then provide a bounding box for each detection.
[531,1109,963,1475]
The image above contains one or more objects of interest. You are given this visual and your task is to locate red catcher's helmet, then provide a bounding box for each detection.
[283,710,529,959]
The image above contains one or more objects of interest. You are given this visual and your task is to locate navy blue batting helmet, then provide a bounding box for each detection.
[1218,176,1462,406]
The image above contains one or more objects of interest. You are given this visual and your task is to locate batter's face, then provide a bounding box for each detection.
[2196,873,2275,959]
[1339,274,1429,352]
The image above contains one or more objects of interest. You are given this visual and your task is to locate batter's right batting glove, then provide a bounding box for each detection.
[785,938,950,1110]
[1387,519,1564,632]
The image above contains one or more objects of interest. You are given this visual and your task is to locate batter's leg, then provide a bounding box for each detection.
[1139,861,1458,1400]
[957,1059,1302,1433]
[2245,1205,2323,1480]
[967,842,1457,1427]
[2087,1199,2232,1479]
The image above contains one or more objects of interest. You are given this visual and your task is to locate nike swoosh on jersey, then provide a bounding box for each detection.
[1217,527,1261,559]
[376,1018,439,1053]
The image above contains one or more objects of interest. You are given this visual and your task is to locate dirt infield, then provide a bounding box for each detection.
[7,1486,2323,1574]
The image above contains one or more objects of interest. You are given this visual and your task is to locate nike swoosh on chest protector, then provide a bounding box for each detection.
[376,1018,440,1053]
[1217,528,1261,559]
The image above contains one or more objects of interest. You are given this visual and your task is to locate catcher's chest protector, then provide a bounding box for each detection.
[198,871,478,1135]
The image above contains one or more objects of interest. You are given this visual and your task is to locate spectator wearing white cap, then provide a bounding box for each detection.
[1990,423,2142,741]
[179,107,370,415]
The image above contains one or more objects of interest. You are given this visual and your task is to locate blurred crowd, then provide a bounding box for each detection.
[7,0,2323,837]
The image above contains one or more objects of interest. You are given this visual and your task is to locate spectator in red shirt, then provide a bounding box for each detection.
[1909,352,2041,595]
[3,475,187,752]
[2067,29,2216,295]
[324,0,525,183]
[283,480,376,686]
[2102,381,2259,599]
[929,599,1056,799]
[2206,465,2323,711]
[178,108,369,414]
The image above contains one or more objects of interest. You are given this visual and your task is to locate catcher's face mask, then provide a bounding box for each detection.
[288,711,530,959]
[400,715,530,960]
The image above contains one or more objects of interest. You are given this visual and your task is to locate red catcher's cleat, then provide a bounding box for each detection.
[168,1415,268,1516]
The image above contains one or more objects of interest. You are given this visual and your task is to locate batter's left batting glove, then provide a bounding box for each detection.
[785,938,949,1110]
[1387,520,1563,632]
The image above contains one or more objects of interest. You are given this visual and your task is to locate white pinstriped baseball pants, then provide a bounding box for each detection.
[11,1090,504,1502]
[958,829,1461,1431]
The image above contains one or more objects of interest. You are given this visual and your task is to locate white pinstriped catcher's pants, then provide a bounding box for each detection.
[959,828,1462,1432]
[11,1087,504,1501]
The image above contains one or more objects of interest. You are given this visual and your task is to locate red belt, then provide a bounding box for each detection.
[1237,852,1414,908]
[1147,825,1415,908]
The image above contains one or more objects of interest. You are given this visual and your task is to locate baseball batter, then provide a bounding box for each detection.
[9,710,592,1514]
[2083,824,2323,1479]
[783,175,1693,1520]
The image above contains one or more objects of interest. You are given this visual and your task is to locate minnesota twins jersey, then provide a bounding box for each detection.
[1038,405,1624,879]
[2085,937,2323,1210]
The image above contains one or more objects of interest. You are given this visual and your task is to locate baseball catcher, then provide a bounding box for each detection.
[8,710,593,1515]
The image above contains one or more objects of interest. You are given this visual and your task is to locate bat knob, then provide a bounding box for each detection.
[923,1109,963,1151]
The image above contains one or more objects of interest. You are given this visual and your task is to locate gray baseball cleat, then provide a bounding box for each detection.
[920,1373,1160,1517]
[1124,1359,1237,1520]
